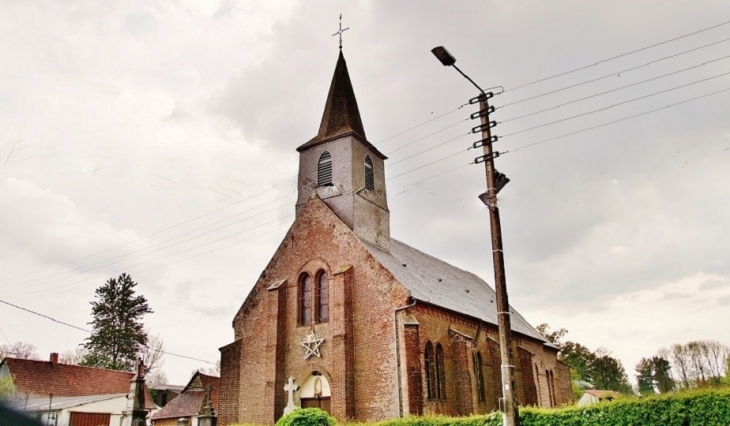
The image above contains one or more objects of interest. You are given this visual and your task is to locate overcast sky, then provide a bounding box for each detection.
[2,0,729,386]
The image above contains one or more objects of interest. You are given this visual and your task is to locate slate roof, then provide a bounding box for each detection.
[151,373,219,420]
[1,357,156,409]
[362,238,551,345]
[297,51,386,159]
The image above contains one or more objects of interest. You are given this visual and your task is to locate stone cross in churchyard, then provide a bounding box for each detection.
[283,376,300,415]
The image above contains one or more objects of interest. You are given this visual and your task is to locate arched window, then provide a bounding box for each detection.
[316,271,329,323]
[364,155,374,190]
[424,342,437,400]
[474,351,485,402]
[318,152,332,186]
[299,273,312,325]
[436,343,446,400]
[545,369,554,407]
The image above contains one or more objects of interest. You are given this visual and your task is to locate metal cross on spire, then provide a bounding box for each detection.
[332,13,349,50]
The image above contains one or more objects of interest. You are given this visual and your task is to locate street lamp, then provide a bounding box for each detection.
[431,46,519,426]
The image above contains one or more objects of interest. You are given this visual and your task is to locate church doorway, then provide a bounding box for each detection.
[299,371,331,414]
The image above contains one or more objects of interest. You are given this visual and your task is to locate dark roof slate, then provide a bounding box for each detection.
[362,238,551,345]
[298,51,371,152]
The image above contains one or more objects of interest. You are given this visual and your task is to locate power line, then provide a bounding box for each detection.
[394,163,471,194]
[3,187,277,282]
[0,299,89,333]
[375,103,469,145]
[3,213,294,300]
[3,194,296,291]
[0,298,216,364]
[14,223,293,303]
[500,70,730,138]
[506,18,730,92]
[500,54,730,123]
[502,86,730,154]
[385,118,469,155]
[387,149,467,180]
[500,35,730,108]
[388,133,470,166]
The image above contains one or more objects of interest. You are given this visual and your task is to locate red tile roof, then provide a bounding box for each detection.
[1,357,156,409]
[151,373,220,421]
[151,391,205,420]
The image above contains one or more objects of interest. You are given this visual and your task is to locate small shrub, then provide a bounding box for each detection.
[276,408,336,426]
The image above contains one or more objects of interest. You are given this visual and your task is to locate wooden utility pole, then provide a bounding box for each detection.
[477,92,519,426]
[431,45,519,426]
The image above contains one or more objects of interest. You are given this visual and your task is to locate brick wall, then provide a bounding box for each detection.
[218,339,241,426]
[219,196,571,424]
[296,135,390,249]
[220,196,409,424]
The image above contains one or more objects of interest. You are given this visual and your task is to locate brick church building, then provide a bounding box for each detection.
[218,50,572,425]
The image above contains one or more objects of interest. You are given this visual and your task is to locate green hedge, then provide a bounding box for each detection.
[369,389,730,426]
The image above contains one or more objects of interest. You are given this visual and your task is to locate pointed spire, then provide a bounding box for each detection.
[298,51,367,151]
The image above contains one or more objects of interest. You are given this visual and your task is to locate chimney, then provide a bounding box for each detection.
[49,353,59,366]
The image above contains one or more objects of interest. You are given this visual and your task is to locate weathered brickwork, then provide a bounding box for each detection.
[219,50,572,425]
[296,135,390,250]
[218,340,241,426]
[220,199,572,424]
[221,196,411,424]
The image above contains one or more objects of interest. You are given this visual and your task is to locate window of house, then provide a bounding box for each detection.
[318,152,333,186]
[316,271,329,323]
[364,155,374,190]
[425,342,437,400]
[474,351,485,402]
[299,273,312,325]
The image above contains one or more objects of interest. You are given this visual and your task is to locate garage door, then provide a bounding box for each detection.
[70,412,111,426]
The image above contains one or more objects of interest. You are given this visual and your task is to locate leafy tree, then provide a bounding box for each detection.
[560,341,596,381]
[636,357,656,395]
[651,356,675,393]
[0,342,39,360]
[537,323,568,349]
[588,353,632,393]
[82,273,153,371]
[0,374,15,400]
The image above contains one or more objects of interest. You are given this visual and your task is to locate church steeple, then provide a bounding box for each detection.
[295,50,390,250]
[298,51,367,151]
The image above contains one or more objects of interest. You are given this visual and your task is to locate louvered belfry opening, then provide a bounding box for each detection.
[364,155,374,190]
[318,151,333,186]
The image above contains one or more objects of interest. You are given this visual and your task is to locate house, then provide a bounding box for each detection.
[577,389,621,407]
[151,372,219,426]
[0,353,157,426]
[150,384,184,408]
[218,49,573,425]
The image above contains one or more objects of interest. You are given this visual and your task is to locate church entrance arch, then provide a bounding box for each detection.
[299,371,331,413]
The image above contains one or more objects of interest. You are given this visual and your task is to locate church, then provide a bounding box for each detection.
[218,49,572,425]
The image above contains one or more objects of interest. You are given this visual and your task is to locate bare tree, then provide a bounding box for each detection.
[667,343,692,389]
[199,359,221,377]
[146,369,168,387]
[139,331,165,374]
[704,340,729,380]
[662,340,730,389]
[0,342,40,360]
[59,346,89,365]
